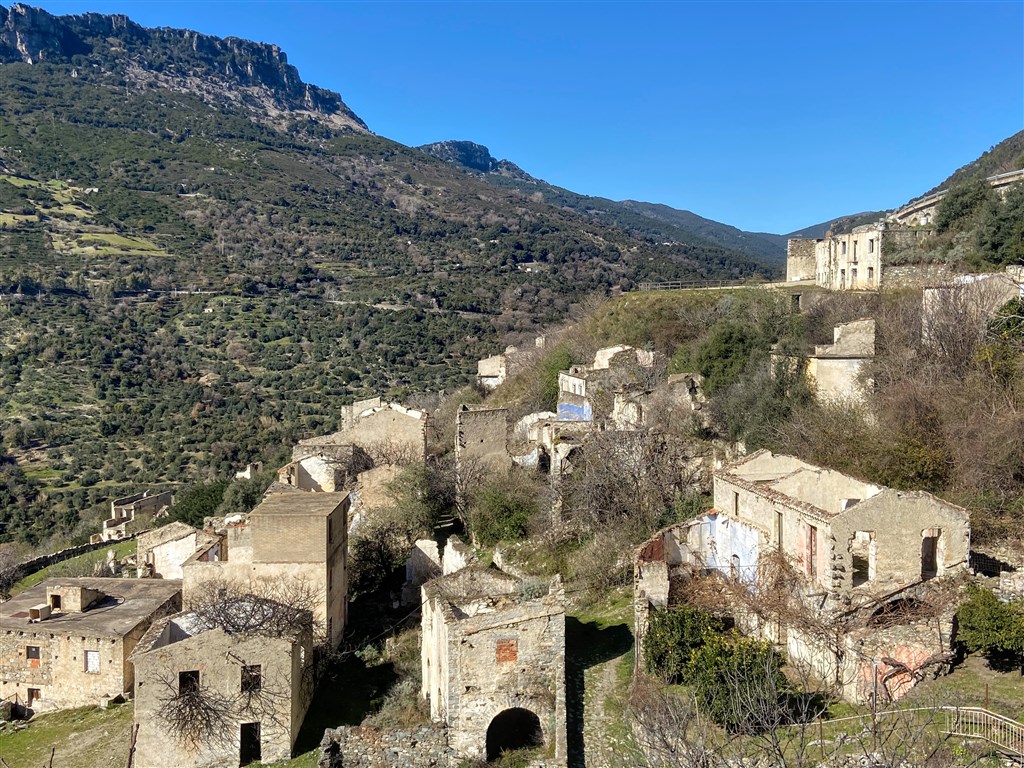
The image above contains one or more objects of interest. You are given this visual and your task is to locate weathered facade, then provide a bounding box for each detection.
[131,609,313,768]
[182,492,349,646]
[635,450,971,703]
[772,319,876,406]
[0,578,181,712]
[137,522,219,580]
[421,567,567,764]
[556,345,659,423]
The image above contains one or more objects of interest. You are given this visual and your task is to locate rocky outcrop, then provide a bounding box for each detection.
[0,3,366,130]
[418,140,536,182]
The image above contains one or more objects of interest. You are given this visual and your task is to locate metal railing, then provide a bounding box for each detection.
[636,279,757,292]
[944,706,1024,756]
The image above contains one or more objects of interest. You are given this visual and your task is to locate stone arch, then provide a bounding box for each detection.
[485,707,543,760]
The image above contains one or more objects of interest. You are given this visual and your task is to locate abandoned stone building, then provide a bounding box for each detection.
[772,319,876,406]
[477,345,519,390]
[634,450,971,703]
[182,492,349,646]
[137,521,220,580]
[278,442,373,493]
[556,345,660,422]
[421,566,567,764]
[130,605,313,768]
[92,489,174,543]
[0,578,181,712]
[476,336,547,391]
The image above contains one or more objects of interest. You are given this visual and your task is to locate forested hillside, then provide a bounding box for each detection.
[0,6,777,546]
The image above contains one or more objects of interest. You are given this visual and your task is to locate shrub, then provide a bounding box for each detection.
[689,636,789,732]
[956,584,1024,667]
[467,472,540,546]
[936,178,993,233]
[643,605,724,683]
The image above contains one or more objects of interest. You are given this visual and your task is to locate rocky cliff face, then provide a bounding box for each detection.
[418,140,535,182]
[0,3,367,130]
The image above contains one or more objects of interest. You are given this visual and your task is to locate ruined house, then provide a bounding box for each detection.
[131,605,313,768]
[635,450,971,703]
[455,405,512,475]
[0,578,181,712]
[277,443,372,493]
[421,567,567,764]
[477,346,519,390]
[182,492,349,647]
[137,521,220,580]
[556,345,660,423]
[772,319,876,406]
[92,489,174,543]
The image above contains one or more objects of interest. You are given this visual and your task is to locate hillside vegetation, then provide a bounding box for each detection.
[0,6,776,546]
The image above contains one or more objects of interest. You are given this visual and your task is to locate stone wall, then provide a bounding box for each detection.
[455,406,510,474]
[0,538,137,594]
[786,238,816,282]
[318,725,454,768]
[879,262,957,289]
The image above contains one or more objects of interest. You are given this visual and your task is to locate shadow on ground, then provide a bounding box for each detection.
[293,655,399,753]
[565,616,634,767]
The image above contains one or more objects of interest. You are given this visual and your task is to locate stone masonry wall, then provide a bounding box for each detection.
[318,725,454,768]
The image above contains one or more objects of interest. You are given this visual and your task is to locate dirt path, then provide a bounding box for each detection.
[582,649,635,767]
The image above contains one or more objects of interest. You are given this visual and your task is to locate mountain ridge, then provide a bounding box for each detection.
[419,138,789,263]
[0,2,367,131]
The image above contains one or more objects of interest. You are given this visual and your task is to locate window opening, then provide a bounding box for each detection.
[178,670,200,694]
[241,665,262,693]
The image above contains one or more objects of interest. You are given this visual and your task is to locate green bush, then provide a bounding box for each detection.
[643,605,724,683]
[936,178,993,233]
[467,473,539,546]
[168,480,228,527]
[978,183,1024,265]
[689,636,788,732]
[956,584,1024,665]
[695,321,759,395]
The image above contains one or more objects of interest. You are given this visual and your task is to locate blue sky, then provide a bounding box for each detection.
[26,1,1024,233]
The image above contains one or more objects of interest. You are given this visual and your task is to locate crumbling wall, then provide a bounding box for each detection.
[455,406,510,474]
[786,238,817,282]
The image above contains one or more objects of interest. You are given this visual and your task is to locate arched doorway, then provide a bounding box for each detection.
[485,707,543,760]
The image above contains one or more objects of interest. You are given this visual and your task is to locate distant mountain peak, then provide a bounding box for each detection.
[0,3,367,131]
[418,140,536,182]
